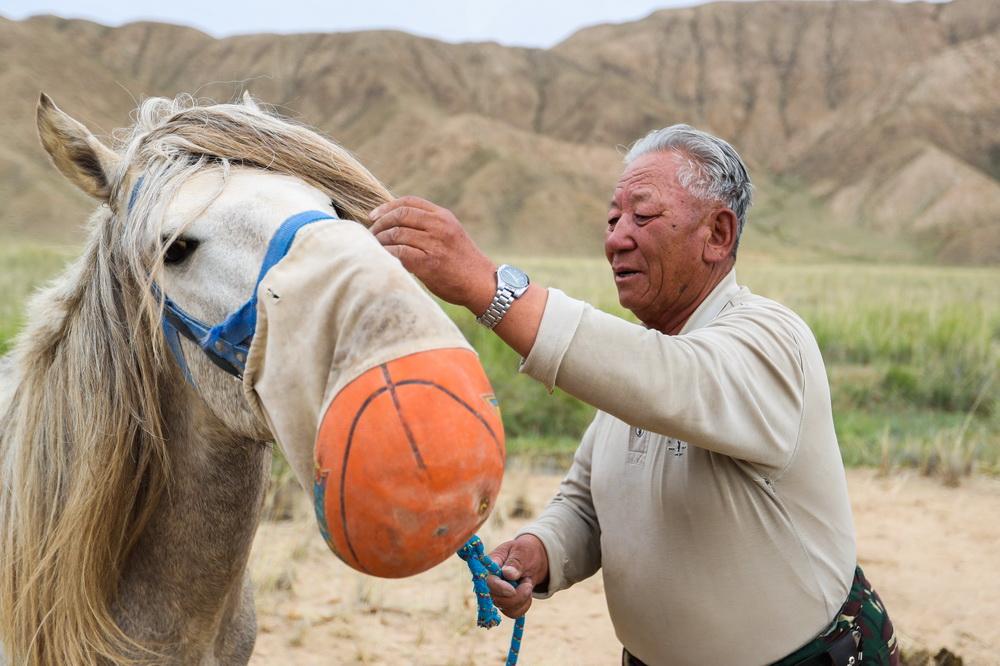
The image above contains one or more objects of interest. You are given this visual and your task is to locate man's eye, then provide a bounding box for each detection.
[633,213,655,225]
[607,216,620,227]
[163,238,200,265]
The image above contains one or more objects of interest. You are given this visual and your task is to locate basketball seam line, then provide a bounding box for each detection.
[394,379,504,461]
[339,384,390,573]
[380,364,428,470]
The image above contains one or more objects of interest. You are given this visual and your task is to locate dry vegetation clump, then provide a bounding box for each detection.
[901,647,965,666]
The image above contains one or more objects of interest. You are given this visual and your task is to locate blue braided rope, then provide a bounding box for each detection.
[456,535,526,666]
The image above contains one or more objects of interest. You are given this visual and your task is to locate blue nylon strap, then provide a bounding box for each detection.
[457,535,526,666]
[158,209,337,380]
[162,319,195,385]
[203,209,337,353]
[127,176,145,212]
[161,292,249,378]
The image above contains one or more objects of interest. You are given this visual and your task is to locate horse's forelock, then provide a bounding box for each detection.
[115,95,391,229]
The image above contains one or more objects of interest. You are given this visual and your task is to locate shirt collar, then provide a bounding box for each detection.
[679,268,741,335]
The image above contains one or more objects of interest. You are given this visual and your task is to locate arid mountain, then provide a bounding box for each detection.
[1,0,997,262]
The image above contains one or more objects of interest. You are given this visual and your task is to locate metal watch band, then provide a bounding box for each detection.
[476,286,517,330]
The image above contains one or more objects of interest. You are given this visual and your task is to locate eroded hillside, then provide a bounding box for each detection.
[1,0,997,262]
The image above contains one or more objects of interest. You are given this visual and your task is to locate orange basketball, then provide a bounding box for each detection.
[312,348,505,577]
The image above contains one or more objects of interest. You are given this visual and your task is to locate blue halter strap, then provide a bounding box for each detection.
[158,209,337,381]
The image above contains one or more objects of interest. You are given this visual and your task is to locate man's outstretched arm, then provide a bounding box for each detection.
[369,196,546,358]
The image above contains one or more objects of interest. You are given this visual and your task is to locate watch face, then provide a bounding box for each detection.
[499,265,529,290]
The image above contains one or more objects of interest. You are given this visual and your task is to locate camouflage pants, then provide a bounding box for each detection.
[771,566,899,666]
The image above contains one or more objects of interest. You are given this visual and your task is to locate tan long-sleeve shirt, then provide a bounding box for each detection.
[517,270,856,665]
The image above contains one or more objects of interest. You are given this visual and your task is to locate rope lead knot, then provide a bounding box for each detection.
[457,535,526,666]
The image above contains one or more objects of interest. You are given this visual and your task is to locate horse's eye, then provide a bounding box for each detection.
[163,238,199,265]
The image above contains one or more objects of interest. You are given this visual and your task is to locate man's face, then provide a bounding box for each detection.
[605,151,716,329]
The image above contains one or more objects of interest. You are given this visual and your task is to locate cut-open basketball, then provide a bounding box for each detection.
[312,348,505,578]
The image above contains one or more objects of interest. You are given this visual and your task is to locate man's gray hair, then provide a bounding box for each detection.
[625,124,753,255]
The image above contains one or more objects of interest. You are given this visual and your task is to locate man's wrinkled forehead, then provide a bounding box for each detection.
[610,151,684,208]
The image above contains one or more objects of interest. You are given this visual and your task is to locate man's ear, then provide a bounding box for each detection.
[36,93,120,201]
[704,207,738,263]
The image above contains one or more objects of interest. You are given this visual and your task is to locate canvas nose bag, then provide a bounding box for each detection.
[241,215,505,577]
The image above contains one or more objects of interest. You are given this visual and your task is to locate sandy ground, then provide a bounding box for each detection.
[248,468,1000,665]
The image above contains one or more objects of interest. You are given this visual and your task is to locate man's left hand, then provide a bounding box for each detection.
[369,196,496,314]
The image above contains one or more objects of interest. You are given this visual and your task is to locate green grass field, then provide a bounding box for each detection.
[2,241,997,476]
[0,241,79,353]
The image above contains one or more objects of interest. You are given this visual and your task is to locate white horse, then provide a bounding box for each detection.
[0,93,482,664]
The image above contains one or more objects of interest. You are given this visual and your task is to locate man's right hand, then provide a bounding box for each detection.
[486,534,550,618]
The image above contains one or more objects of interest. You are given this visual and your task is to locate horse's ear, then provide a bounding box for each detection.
[36,93,120,201]
[242,90,260,112]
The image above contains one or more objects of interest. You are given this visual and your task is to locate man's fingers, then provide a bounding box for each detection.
[498,580,534,619]
[487,541,515,570]
[372,195,439,218]
[501,564,523,580]
[487,550,523,580]
[373,225,431,251]
[485,540,537,619]
[369,205,436,236]
[370,196,438,221]
[499,552,526,581]
[486,574,516,598]
[381,244,428,269]
[505,598,533,619]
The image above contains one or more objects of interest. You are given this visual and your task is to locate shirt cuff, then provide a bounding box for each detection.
[515,524,568,600]
[519,288,586,392]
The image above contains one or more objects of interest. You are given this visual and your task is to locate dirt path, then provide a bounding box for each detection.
[248,469,1000,665]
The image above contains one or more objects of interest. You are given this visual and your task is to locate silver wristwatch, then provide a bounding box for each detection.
[476,264,530,329]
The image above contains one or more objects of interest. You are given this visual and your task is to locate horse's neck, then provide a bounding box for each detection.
[115,383,270,664]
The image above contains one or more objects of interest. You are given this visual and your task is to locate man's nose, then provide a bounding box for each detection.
[605,217,638,253]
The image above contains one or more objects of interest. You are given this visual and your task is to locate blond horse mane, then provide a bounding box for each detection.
[0,95,392,665]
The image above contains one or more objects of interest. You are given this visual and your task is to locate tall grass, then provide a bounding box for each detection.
[1,244,996,473]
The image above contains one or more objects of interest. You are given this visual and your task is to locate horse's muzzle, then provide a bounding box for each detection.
[312,347,505,577]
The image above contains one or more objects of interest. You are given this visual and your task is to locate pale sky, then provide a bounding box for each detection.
[0,0,921,48]
[2,0,713,47]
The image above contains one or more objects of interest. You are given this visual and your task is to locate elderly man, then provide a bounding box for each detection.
[369,125,898,665]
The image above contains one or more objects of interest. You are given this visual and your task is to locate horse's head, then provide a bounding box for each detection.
[36,93,505,576]
[36,93,377,437]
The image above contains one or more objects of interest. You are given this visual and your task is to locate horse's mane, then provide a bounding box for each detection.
[0,95,392,664]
